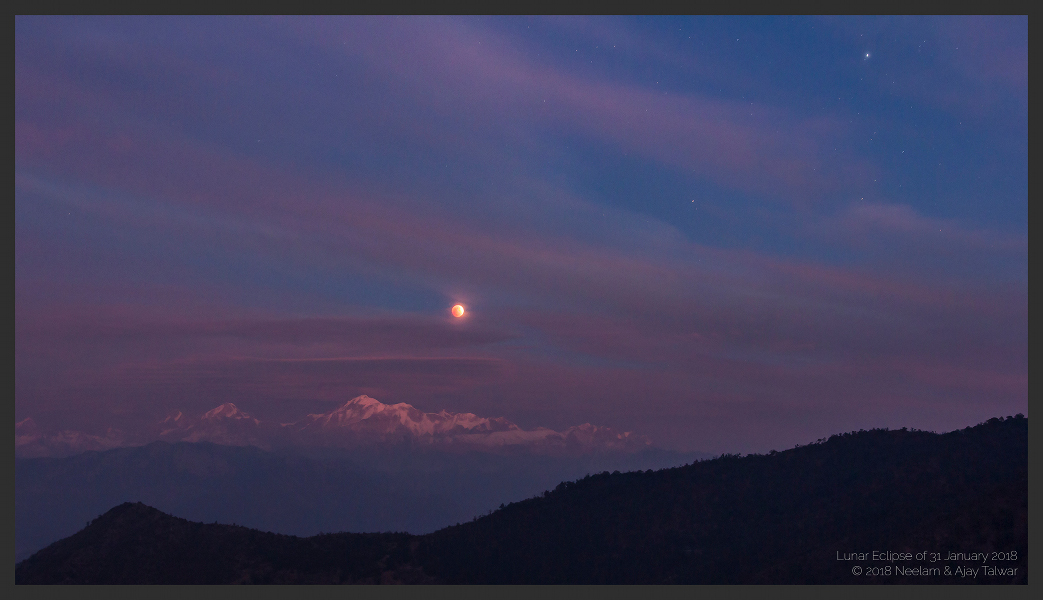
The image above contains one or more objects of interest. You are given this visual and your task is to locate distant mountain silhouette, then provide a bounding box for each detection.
[16,416,1026,584]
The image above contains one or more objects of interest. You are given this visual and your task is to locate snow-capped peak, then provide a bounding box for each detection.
[160,411,184,424]
[346,394,382,408]
[16,417,39,435]
[294,395,520,438]
[202,403,255,421]
[335,395,395,417]
[151,402,265,448]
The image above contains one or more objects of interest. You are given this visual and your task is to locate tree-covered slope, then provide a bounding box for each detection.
[417,415,1027,583]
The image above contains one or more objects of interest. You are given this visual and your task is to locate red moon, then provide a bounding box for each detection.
[452,305,465,318]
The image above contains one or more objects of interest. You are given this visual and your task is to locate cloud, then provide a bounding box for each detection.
[20,312,514,350]
[275,17,873,203]
[123,355,509,400]
[837,202,1025,250]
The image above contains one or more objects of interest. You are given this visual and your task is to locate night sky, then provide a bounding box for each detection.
[15,16,1027,453]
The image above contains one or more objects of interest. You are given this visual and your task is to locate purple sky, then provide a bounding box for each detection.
[15,16,1026,453]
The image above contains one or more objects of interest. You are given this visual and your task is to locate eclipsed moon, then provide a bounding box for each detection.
[452,304,465,318]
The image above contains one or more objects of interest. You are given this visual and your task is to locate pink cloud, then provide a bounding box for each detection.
[838,202,1026,251]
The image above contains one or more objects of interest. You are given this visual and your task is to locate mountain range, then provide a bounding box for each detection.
[16,395,651,458]
[15,417,124,458]
[15,415,1027,584]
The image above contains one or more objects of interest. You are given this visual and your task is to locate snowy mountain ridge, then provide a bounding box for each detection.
[292,395,521,437]
[16,418,125,458]
[17,396,651,457]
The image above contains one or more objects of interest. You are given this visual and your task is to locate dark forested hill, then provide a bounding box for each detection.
[13,503,429,584]
[16,416,1027,584]
[15,440,704,562]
